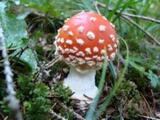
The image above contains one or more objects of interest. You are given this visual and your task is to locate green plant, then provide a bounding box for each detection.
[51,82,72,104]
[17,75,52,120]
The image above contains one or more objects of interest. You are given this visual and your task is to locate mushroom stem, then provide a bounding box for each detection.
[64,67,98,101]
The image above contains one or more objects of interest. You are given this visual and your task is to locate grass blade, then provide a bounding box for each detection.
[95,36,129,119]
[85,55,108,120]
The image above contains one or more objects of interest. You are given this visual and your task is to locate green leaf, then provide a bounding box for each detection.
[0,1,28,48]
[86,58,108,120]
[20,49,38,72]
[147,70,160,88]
[128,58,146,75]
[109,61,117,80]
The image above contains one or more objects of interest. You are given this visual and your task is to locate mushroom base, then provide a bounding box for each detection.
[64,67,98,101]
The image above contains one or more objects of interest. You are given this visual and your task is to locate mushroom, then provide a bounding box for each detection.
[54,11,118,101]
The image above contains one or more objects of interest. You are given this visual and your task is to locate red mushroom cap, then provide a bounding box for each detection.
[55,11,118,70]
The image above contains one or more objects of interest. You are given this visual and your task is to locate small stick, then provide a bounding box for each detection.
[50,110,67,120]
[58,101,85,120]
[138,115,160,120]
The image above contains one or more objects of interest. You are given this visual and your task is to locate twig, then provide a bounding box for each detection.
[0,112,4,119]
[121,15,160,45]
[58,101,85,120]
[0,26,23,120]
[121,12,160,24]
[118,103,124,120]
[34,56,60,81]
[44,56,60,69]
[50,110,67,120]
[138,115,160,120]
[140,93,154,116]
[95,1,160,24]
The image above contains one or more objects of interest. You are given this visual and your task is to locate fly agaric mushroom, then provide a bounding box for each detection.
[54,11,118,101]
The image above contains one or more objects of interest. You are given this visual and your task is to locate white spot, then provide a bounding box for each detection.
[69,49,76,54]
[56,38,61,42]
[93,55,98,59]
[58,28,61,32]
[54,41,57,46]
[73,47,78,51]
[99,25,106,32]
[90,17,96,22]
[58,46,65,54]
[101,49,106,54]
[110,52,116,59]
[110,22,115,28]
[63,25,69,31]
[64,48,70,53]
[87,31,95,40]
[58,46,63,51]
[93,46,99,53]
[113,43,117,48]
[68,55,75,60]
[66,39,73,45]
[85,48,92,55]
[99,39,105,44]
[64,18,70,23]
[76,51,85,57]
[87,61,95,66]
[76,38,84,45]
[60,38,64,43]
[85,57,92,61]
[109,34,115,42]
[97,56,103,61]
[107,44,113,51]
[68,31,74,36]
[65,57,71,61]
[78,26,84,33]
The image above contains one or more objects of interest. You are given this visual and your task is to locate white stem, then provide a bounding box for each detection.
[64,67,98,101]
